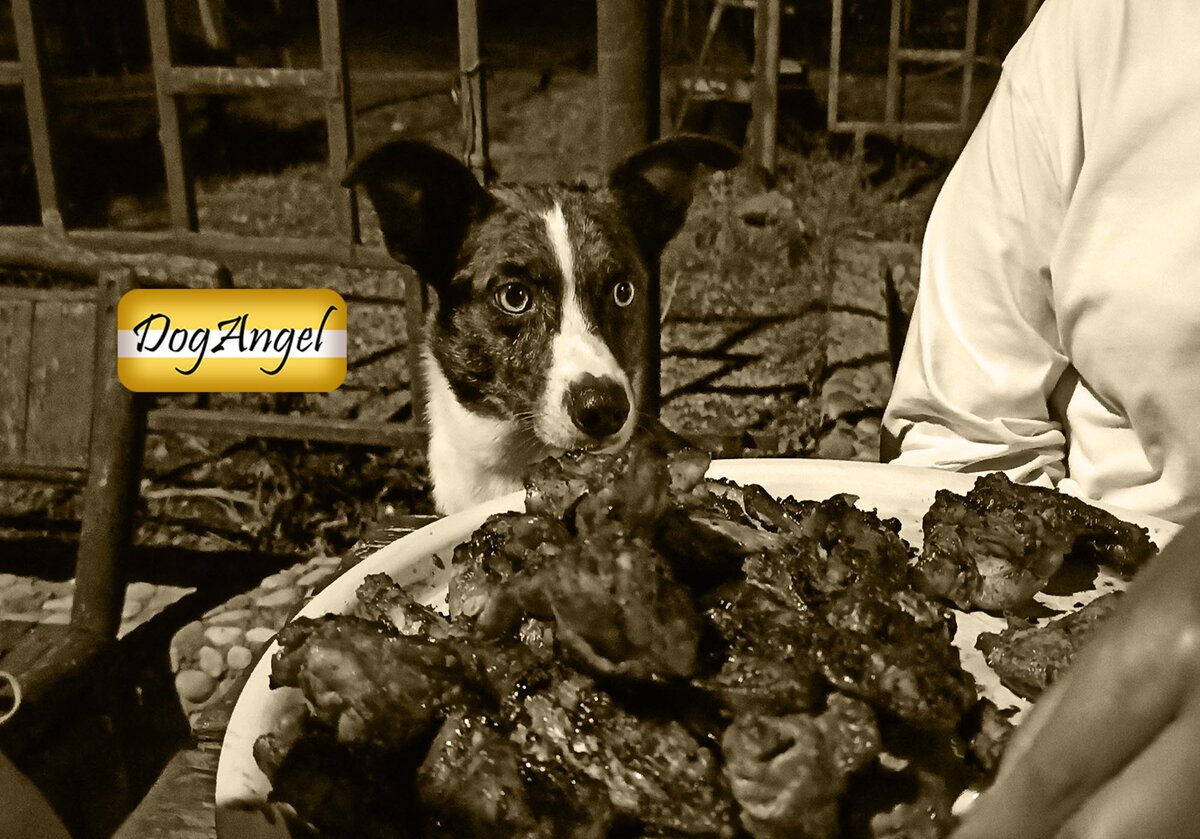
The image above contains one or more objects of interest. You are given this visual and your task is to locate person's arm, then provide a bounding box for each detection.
[882,65,1074,485]
[953,516,1200,838]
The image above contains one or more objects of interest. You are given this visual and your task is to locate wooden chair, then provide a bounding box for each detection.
[0,245,226,836]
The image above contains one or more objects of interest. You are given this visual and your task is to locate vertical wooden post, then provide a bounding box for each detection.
[827,0,843,132]
[750,0,781,174]
[73,269,146,639]
[597,0,661,169]
[883,0,903,133]
[456,0,490,183]
[145,0,199,233]
[318,0,360,249]
[959,0,980,130]
[598,0,662,415]
[11,0,63,234]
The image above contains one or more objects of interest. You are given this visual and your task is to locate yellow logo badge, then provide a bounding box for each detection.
[117,289,347,392]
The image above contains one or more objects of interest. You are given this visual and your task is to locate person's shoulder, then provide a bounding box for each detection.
[1004,0,1147,94]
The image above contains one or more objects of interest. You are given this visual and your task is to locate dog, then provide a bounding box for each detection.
[344,134,739,514]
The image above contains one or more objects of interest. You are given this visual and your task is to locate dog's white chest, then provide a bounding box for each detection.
[422,353,542,514]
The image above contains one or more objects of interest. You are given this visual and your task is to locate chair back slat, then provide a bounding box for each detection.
[0,299,35,462]
[21,297,98,472]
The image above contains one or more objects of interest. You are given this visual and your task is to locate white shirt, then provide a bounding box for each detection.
[883,0,1200,525]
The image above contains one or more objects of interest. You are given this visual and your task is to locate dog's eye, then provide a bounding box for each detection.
[612,280,636,308]
[495,282,533,315]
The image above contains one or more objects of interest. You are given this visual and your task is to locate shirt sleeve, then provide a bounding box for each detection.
[881,68,1073,485]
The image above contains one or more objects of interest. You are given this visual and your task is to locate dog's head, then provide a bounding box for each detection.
[345,135,738,454]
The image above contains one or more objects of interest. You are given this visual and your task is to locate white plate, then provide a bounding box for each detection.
[214,459,1180,838]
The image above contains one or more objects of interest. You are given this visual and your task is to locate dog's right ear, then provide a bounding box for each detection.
[343,141,493,285]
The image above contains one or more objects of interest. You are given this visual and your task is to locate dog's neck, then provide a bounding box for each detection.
[422,350,552,514]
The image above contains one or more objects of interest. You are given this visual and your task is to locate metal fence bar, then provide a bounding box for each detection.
[145,0,198,233]
[317,0,360,247]
[11,0,63,233]
[457,0,490,182]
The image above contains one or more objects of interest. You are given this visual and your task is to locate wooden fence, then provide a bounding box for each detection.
[0,0,492,449]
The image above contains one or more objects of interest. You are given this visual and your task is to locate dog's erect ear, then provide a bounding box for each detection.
[343,140,493,285]
[609,134,740,262]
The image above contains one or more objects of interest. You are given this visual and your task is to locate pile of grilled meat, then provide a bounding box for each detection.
[252,443,1157,838]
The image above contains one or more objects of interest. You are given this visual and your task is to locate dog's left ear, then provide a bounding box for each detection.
[609,134,740,262]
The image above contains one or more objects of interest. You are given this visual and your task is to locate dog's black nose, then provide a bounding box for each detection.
[565,375,630,439]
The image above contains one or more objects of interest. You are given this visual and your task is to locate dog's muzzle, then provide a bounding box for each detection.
[564,374,631,441]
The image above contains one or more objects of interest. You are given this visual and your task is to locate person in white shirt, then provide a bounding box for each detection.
[882,0,1200,527]
[879,0,1200,835]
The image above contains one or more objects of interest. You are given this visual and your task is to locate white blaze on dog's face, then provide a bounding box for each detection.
[424,185,649,457]
[537,202,638,451]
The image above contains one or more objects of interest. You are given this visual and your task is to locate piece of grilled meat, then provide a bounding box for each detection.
[914,472,1155,611]
[977,592,1122,700]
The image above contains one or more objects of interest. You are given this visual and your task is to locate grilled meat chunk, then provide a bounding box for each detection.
[355,573,454,638]
[697,582,826,716]
[867,769,955,839]
[448,512,572,624]
[418,711,548,838]
[514,673,737,837]
[722,693,881,839]
[269,615,467,749]
[977,592,1122,700]
[915,472,1155,611]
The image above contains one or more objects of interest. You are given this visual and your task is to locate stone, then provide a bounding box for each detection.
[737,191,795,226]
[256,587,300,609]
[296,568,331,588]
[260,571,296,591]
[198,646,226,679]
[204,625,244,647]
[817,427,857,460]
[41,595,73,612]
[226,645,253,671]
[126,581,158,601]
[209,608,253,625]
[821,389,863,421]
[121,599,144,621]
[245,626,276,647]
[175,670,217,704]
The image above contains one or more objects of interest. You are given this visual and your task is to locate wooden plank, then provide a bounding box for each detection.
[317,0,361,245]
[163,66,325,95]
[11,0,63,233]
[147,407,426,448]
[73,270,146,638]
[0,228,228,287]
[145,0,198,233]
[112,742,219,839]
[23,298,97,470]
[830,119,966,134]
[0,61,22,87]
[896,47,965,64]
[0,299,34,463]
[0,288,95,304]
[456,0,491,182]
[65,228,396,270]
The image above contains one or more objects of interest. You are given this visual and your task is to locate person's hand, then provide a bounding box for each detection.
[954,514,1200,839]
